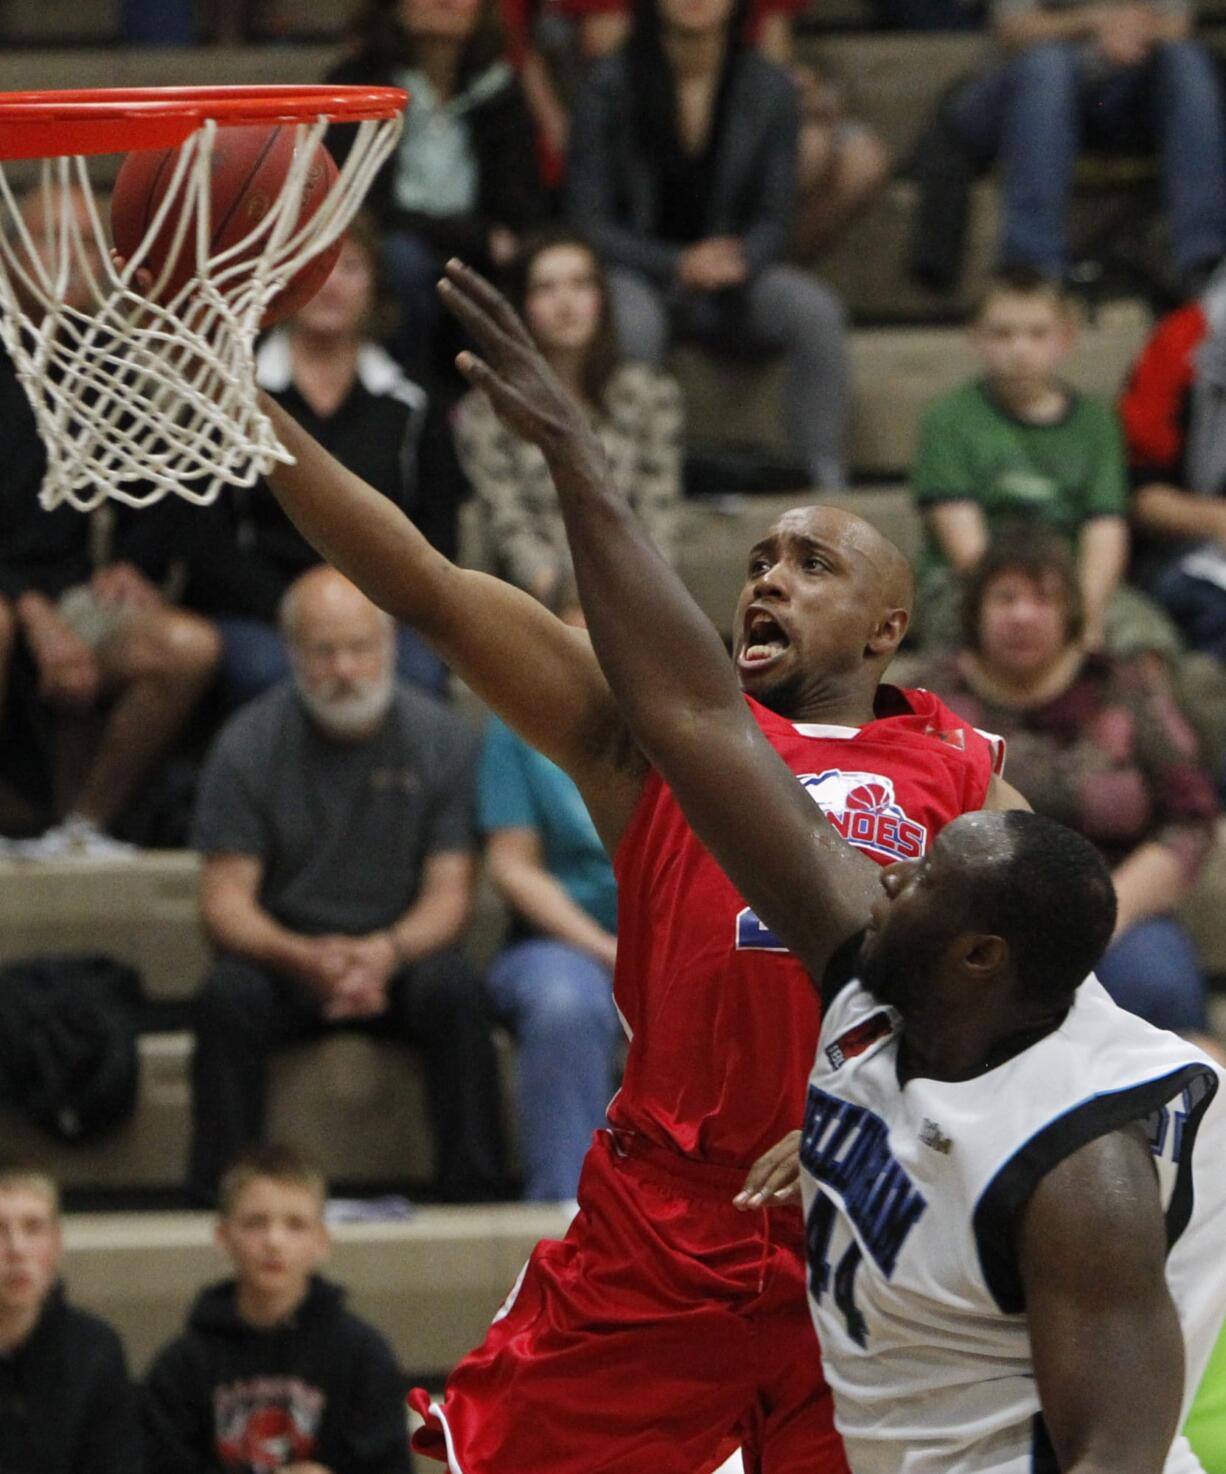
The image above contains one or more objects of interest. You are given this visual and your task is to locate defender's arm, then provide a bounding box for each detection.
[1019,1125,1185,1474]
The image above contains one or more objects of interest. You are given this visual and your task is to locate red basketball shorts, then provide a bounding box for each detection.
[408,1129,848,1474]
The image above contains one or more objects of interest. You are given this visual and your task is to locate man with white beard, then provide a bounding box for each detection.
[185,566,503,1206]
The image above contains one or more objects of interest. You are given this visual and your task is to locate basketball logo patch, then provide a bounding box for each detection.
[825,1011,894,1069]
[736,770,928,952]
[799,769,927,863]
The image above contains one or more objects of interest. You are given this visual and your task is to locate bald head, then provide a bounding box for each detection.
[733,501,917,715]
[776,504,915,617]
[282,568,397,739]
[280,566,390,644]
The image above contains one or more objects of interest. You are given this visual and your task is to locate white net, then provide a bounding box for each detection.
[0,108,403,511]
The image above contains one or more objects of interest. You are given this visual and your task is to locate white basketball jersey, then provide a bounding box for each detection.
[800,973,1226,1474]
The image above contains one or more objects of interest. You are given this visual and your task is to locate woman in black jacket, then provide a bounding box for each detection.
[327,0,550,383]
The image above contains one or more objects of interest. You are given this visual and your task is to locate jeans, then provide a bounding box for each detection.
[950,39,1226,275]
[1151,562,1226,663]
[1096,915,1208,1034]
[123,0,194,42]
[607,263,850,491]
[188,948,506,1204]
[486,939,622,1201]
[216,617,448,706]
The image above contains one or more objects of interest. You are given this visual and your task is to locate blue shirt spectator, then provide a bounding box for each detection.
[479,712,622,1202]
[480,715,618,935]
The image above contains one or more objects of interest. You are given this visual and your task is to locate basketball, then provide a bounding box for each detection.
[110,122,341,326]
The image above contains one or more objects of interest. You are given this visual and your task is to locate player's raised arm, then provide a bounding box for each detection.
[1019,1125,1186,1474]
[439,260,879,980]
[259,396,644,848]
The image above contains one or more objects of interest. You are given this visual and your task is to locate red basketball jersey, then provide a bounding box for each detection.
[608,686,1003,1165]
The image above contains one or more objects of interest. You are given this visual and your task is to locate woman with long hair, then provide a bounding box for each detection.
[454,226,683,605]
[327,0,549,382]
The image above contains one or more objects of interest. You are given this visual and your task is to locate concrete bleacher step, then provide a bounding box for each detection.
[0,851,507,1003]
[62,1201,572,1376]
[0,853,515,1192]
[0,852,207,1003]
[675,300,1152,477]
[806,31,990,160]
[0,44,340,98]
[0,1032,190,1190]
[818,178,998,323]
[0,0,350,44]
[1,0,120,44]
[0,1024,521,1193]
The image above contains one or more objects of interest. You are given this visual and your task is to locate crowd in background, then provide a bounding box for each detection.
[2,1,1226,1471]
[1,0,1226,1204]
[0,1153,418,1474]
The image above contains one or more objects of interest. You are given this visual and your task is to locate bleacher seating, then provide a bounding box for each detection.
[0,5,1223,1400]
[0,855,514,1191]
[62,1199,573,1377]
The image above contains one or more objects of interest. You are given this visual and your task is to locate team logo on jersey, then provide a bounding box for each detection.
[798,769,928,863]
[214,1377,324,1472]
[825,1011,894,1069]
[802,1084,928,1342]
[736,770,928,952]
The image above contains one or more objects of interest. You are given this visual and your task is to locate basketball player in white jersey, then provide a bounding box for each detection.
[439,259,1226,1474]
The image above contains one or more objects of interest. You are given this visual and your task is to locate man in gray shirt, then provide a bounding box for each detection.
[186,566,503,1204]
[948,0,1226,289]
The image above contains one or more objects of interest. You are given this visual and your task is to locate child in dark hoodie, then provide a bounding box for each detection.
[142,1144,412,1474]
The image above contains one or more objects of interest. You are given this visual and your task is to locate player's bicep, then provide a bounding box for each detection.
[437,569,647,843]
[1019,1126,1184,1474]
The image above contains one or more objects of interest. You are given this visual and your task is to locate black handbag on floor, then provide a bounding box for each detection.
[0,954,141,1143]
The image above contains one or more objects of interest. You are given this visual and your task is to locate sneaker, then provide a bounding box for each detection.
[6,816,139,862]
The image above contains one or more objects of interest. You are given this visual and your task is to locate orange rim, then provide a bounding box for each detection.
[0,85,408,159]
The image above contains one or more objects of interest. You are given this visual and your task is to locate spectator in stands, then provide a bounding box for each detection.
[1121,265,1226,662]
[911,527,1221,1054]
[192,217,452,703]
[911,268,1164,655]
[479,588,621,1200]
[563,0,890,261]
[186,566,503,1206]
[567,0,850,490]
[0,187,221,856]
[144,1144,411,1474]
[455,228,682,602]
[326,0,549,384]
[0,1168,142,1474]
[946,0,1226,288]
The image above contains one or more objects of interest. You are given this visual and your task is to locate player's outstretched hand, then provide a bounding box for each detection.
[438,259,593,456]
[734,1129,802,1211]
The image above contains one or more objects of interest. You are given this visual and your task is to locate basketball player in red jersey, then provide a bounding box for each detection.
[255,264,1025,1474]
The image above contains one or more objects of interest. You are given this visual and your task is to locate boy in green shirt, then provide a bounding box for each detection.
[912,268,1132,651]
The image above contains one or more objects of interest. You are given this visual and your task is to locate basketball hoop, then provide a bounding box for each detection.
[0,85,407,511]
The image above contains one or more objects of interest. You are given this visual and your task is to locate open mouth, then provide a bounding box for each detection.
[740,610,791,666]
